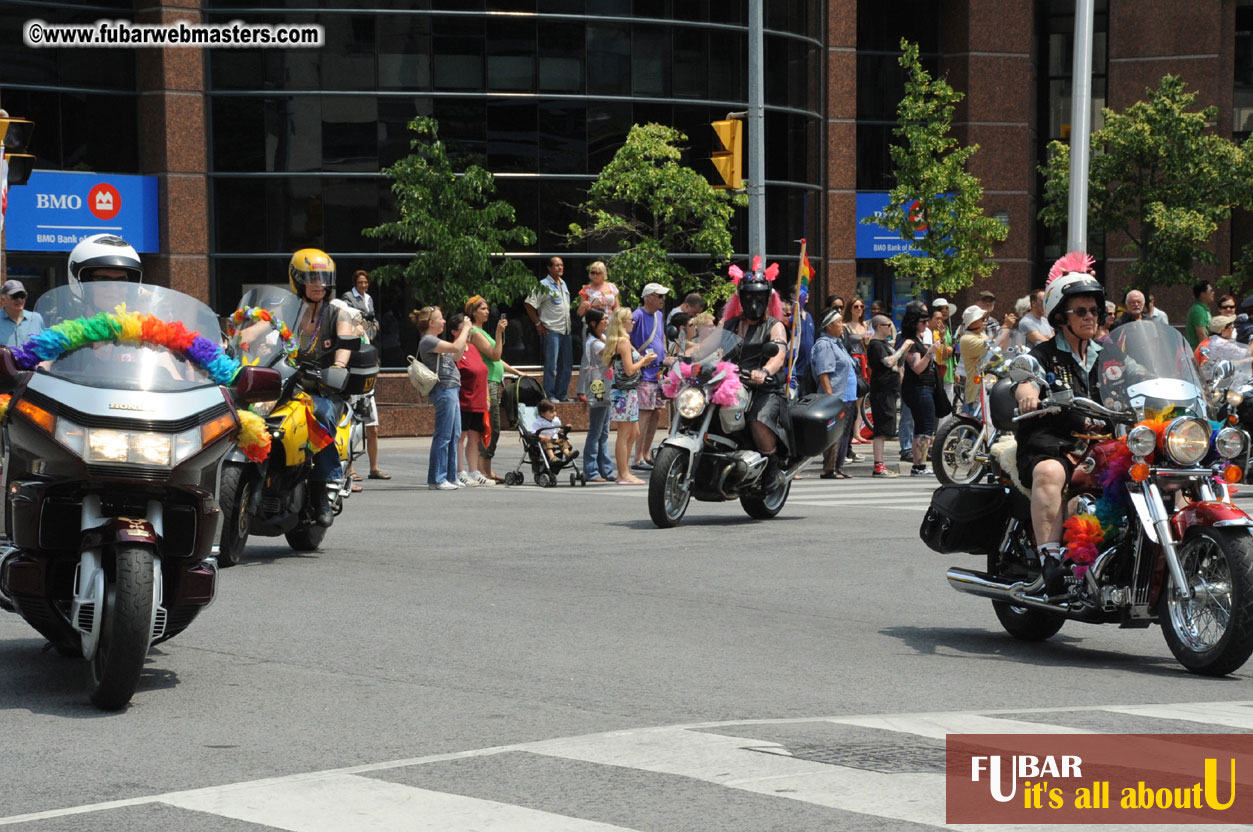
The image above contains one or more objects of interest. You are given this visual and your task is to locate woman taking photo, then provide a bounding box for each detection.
[415,306,472,490]
[466,295,526,483]
[900,304,939,477]
[448,311,493,487]
[843,297,870,448]
[603,307,657,485]
[578,308,614,482]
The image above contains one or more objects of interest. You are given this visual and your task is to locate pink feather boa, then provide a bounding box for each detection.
[661,361,744,405]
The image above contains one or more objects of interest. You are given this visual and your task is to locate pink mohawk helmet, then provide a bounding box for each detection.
[721,259,784,322]
[1047,251,1095,286]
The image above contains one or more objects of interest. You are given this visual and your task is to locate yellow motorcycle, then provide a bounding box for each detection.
[218,286,377,566]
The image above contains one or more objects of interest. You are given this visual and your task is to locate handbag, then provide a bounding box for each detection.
[406,354,438,395]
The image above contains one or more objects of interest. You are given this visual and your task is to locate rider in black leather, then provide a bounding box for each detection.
[723,271,790,489]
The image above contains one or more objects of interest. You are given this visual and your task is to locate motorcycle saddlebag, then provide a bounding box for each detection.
[789,393,845,457]
[919,483,1010,555]
[345,344,380,395]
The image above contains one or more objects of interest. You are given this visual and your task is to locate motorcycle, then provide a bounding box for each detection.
[217,286,378,566]
[648,324,844,528]
[0,282,279,708]
[925,320,1253,675]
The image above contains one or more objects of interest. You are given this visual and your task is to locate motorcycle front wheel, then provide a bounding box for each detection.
[932,417,986,486]
[1161,527,1253,676]
[648,446,691,528]
[88,545,155,710]
[741,475,791,520]
[286,524,327,552]
[217,463,251,567]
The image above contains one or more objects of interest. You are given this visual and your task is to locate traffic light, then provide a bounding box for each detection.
[711,118,742,190]
[0,117,35,187]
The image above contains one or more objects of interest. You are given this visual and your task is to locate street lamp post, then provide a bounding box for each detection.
[1067,0,1095,254]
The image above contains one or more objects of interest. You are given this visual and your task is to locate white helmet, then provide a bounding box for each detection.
[1044,272,1105,330]
[67,233,143,291]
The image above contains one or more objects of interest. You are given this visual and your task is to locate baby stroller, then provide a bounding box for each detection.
[500,375,585,487]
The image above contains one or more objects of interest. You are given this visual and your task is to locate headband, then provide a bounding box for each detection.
[464,295,485,314]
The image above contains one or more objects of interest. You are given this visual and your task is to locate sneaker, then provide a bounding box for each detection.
[432,481,458,491]
[457,470,471,486]
[846,452,861,463]
[910,465,933,477]
[471,472,495,487]
[631,460,653,472]
[899,451,913,462]
[873,463,899,478]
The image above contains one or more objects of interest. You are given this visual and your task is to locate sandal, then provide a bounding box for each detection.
[368,470,392,480]
[351,473,363,482]
[835,471,851,479]
[819,471,837,479]
[351,484,364,493]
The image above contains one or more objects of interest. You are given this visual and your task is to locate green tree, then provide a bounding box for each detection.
[861,39,1008,296]
[567,122,747,305]
[363,116,537,310]
[1040,75,1253,288]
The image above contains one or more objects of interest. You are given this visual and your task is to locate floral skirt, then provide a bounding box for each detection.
[610,387,639,422]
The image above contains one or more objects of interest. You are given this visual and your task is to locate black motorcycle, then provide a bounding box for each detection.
[648,324,844,528]
[0,283,279,709]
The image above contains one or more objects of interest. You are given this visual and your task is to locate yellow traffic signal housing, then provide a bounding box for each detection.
[0,118,35,153]
[711,119,742,190]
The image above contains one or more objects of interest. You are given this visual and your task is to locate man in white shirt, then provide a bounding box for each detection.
[1017,289,1054,344]
[525,256,573,401]
[340,270,377,341]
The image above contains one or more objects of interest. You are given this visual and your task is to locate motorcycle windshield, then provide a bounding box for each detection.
[676,324,743,367]
[33,283,224,393]
[233,285,303,369]
[1105,319,1208,418]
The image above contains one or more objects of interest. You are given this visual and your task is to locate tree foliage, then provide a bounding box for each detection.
[1040,75,1253,288]
[567,123,747,305]
[861,39,1008,296]
[362,116,537,310]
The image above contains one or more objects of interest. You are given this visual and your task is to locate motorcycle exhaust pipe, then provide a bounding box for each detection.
[946,567,1071,613]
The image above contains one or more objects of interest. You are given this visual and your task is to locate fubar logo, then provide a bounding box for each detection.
[947,734,1253,824]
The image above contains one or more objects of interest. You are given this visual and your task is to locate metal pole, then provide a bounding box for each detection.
[748,0,765,261]
[1067,0,1094,253]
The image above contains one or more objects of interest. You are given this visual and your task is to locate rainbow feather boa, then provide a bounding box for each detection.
[228,306,297,366]
[10,305,241,386]
[661,361,744,406]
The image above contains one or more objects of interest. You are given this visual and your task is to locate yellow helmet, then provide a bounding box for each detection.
[288,248,336,297]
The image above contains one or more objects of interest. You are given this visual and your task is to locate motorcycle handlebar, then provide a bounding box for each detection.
[1012,396,1134,424]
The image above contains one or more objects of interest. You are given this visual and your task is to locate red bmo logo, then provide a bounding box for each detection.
[88,183,121,221]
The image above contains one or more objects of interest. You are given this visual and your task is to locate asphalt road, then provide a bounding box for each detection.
[1,436,1251,830]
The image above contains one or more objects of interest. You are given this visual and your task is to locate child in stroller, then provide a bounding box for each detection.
[501,376,586,487]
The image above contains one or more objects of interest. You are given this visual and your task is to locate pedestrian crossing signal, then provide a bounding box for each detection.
[711,119,742,190]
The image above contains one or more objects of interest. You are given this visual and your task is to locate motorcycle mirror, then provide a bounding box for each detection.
[1007,354,1046,385]
[665,325,679,341]
[0,347,21,393]
[762,342,781,359]
[233,366,283,403]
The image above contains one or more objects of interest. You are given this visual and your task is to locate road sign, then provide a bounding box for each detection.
[5,170,159,252]
[855,193,929,259]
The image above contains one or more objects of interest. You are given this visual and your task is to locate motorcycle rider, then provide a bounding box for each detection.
[288,248,358,528]
[67,233,144,314]
[722,265,789,489]
[1013,270,1114,588]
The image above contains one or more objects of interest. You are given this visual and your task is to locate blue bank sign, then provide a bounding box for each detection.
[6,170,159,253]
[855,192,928,259]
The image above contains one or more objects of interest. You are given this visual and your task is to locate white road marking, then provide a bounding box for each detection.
[163,773,636,832]
[1103,701,1253,730]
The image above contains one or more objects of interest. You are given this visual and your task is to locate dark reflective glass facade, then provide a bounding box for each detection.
[204,3,824,323]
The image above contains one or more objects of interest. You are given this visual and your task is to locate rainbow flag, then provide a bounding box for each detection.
[797,239,811,305]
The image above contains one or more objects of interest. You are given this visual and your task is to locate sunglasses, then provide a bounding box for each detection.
[1065,305,1100,318]
[7,292,25,300]
[1221,304,1236,310]
[831,305,844,311]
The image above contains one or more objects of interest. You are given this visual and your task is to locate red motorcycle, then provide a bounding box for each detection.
[923,320,1253,676]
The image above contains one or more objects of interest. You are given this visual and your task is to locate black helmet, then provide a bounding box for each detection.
[737,273,772,320]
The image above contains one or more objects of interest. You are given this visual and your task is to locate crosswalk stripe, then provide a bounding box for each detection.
[825,712,1089,740]
[162,773,635,832]
[523,726,947,828]
[1101,701,1253,730]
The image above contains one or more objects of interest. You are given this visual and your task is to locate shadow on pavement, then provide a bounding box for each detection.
[0,638,180,716]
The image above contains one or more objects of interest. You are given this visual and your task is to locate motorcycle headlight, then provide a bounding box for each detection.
[1216,427,1246,459]
[86,428,173,466]
[1164,417,1211,466]
[676,388,707,419]
[1126,425,1157,458]
[1228,390,1244,407]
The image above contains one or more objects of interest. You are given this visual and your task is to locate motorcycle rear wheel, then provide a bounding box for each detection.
[648,446,691,528]
[286,523,327,552]
[740,475,791,520]
[87,545,155,710]
[1161,527,1253,676]
[218,463,251,568]
[992,601,1065,641]
[933,417,986,486]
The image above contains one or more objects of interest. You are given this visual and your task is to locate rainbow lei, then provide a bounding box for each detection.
[227,306,297,366]
[10,305,241,386]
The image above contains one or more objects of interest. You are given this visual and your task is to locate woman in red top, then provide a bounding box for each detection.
[450,312,494,487]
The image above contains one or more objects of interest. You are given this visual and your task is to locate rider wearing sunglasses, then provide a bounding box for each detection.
[1013,269,1123,588]
[0,279,45,346]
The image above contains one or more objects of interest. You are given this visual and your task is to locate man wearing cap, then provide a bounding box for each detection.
[525,256,574,401]
[975,289,1016,337]
[0,280,44,347]
[630,282,671,471]
[959,305,1012,416]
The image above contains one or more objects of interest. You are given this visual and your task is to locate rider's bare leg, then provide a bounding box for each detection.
[751,421,777,455]
[1030,459,1068,554]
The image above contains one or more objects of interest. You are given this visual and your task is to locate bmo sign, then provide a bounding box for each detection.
[7,171,158,252]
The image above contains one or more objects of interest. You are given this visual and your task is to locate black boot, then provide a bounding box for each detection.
[1041,555,1072,596]
[761,454,783,492]
[312,484,334,528]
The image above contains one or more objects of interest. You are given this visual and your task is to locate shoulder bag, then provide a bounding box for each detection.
[406,354,438,395]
